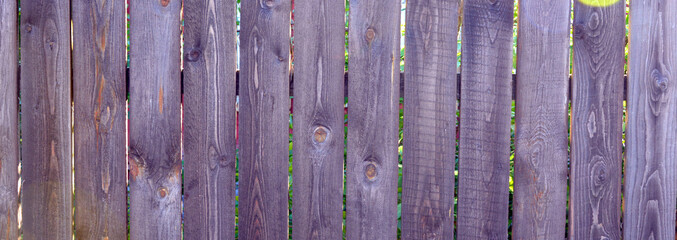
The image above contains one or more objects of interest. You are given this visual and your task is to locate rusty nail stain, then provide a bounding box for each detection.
[365,164,377,180]
[158,87,164,114]
[160,0,170,7]
[313,126,328,143]
[159,187,168,198]
[365,28,376,42]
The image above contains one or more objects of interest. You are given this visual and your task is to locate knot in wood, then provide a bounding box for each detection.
[365,28,376,43]
[573,24,585,39]
[365,163,377,180]
[186,48,202,62]
[160,0,170,7]
[25,24,32,33]
[313,126,329,143]
[158,187,168,198]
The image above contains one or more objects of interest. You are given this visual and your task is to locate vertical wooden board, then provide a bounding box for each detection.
[345,0,400,239]
[401,0,458,239]
[183,0,237,239]
[0,0,18,239]
[624,0,677,239]
[128,0,182,239]
[20,1,73,239]
[239,0,291,239]
[291,0,345,239]
[72,0,127,239]
[569,1,625,239]
[513,0,570,239]
[457,0,512,238]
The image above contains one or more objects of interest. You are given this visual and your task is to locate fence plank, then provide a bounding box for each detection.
[183,0,237,239]
[239,1,291,239]
[345,0,400,239]
[291,0,345,239]
[128,0,182,239]
[624,0,677,239]
[513,0,570,239]
[20,0,72,239]
[401,0,458,239]
[457,0,512,238]
[569,1,624,239]
[0,1,18,239]
[72,0,127,239]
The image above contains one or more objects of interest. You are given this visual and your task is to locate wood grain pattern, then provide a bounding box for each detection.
[128,0,182,239]
[569,1,625,239]
[345,0,400,239]
[513,0,570,239]
[401,0,458,239]
[457,0,512,239]
[0,0,17,239]
[72,0,127,239]
[624,0,677,239]
[20,0,72,239]
[291,0,345,239]
[239,0,291,239]
[183,0,237,239]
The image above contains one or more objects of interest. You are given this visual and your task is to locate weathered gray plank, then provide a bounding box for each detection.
[345,0,400,239]
[183,0,238,238]
[457,0,513,239]
[291,0,345,239]
[72,0,127,239]
[0,0,18,239]
[128,0,182,239]
[624,0,677,239]
[513,0,570,239]
[238,0,291,239]
[401,0,458,239]
[20,0,73,239]
[569,1,625,239]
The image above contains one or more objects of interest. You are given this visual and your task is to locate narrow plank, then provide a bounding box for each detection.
[401,0,458,239]
[291,0,345,239]
[19,0,72,239]
[183,0,237,238]
[345,0,400,239]
[457,0,513,238]
[624,0,677,239]
[72,0,127,239]
[239,0,291,239]
[513,0,570,239]
[128,0,182,239]
[569,1,625,239]
[0,0,18,239]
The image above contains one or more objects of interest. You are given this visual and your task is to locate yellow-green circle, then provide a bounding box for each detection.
[578,0,621,7]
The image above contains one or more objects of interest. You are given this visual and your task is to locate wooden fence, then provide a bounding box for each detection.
[0,0,675,239]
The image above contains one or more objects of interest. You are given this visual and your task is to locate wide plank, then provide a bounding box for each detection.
[128,0,182,239]
[624,0,677,239]
[291,0,345,239]
[401,0,458,239]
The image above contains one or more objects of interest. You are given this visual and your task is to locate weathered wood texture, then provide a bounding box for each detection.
[72,0,127,239]
[513,0,570,239]
[345,0,400,239]
[457,0,512,238]
[20,0,73,239]
[624,0,677,239]
[0,0,18,239]
[291,0,345,239]
[569,1,625,239]
[239,0,291,239]
[183,0,237,239]
[128,0,182,239]
[401,0,458,239]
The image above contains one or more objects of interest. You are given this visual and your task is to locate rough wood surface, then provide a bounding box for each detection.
[624,0,677,239]
[456,0,512,239]
[72,0,127,239]
[0,0,18,239]
[128,0,182,239]
[569,1,625,239]
[401,0,458,239]
[345,0,400,239]
[513,0,570,239]
[20,0,73,239]
[183,0,237,239]
[238,1,291,239]
[291,0,345,239]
